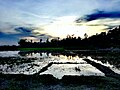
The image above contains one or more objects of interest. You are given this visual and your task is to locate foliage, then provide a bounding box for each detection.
[17,26,120,49]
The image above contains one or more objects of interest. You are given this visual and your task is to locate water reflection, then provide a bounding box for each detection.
[0,51,19,57]
[0,51,120,79]
[40,64,104,79]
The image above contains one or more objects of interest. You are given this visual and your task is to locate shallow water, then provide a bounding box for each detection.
[0,51,120,79]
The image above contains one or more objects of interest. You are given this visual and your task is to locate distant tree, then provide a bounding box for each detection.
[84,33,88,39]
[40,39,42,43]
[78,37,81,40]
[57,37,60,41]
[46,38,49,43]
[30,40,33,43]
[18,39,27,47]
[17,25,120,49]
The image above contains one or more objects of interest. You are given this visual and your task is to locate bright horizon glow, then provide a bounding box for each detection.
[35,16,107,39]
[0,0,120,45]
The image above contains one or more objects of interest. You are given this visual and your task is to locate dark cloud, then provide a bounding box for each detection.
[0,31,4,36]
[15,27,33,33]
[76,10,120,22]
[0,32,18,45]
[39,34,47,36]
[87,24,107,26]
[38,34,53,38]
[0,26,55,45]
[14,26,36,37]
[0,32,7,37]
[0,27,34,45]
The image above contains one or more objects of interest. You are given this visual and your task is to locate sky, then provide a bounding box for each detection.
[0,0,120,45]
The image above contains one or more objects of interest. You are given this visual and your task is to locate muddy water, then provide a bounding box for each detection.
[0,51,120,79]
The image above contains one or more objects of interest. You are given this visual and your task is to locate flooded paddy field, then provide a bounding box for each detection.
[0,50,120,90]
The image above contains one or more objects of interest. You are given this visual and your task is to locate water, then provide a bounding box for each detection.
[0,51,120,79]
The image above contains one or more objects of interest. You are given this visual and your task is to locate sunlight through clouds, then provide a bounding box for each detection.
[41,16,82,38]
[36,16,107,38]
[0,0,120,45]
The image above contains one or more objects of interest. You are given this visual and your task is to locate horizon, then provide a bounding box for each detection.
[0,0,120,45]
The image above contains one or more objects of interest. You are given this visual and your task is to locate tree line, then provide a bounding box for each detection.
[18,26,120,50]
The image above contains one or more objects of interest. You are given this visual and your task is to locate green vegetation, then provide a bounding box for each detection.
[18,47,64,51]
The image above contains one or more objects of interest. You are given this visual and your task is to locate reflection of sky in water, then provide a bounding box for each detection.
[0,62,48,75]
[0,51,120,79]
[0,51,19,57]
[40,64,104,79]
[87,56,120,74]
[24,52,50,58]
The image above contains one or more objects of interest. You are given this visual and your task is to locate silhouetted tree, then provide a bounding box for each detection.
[40,39,42,43]
[17,25,120,49]
[18,39,27,47]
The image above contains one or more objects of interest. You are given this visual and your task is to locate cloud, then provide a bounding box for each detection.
[75,9,120,32]
[14,26,53,39]
[0,32,19,45]
[1,0,120,45]
[76,10,120,22]
[0,26,34,45]
[21,33,54,43]
[0,25,55,45]
[15,27,32,33]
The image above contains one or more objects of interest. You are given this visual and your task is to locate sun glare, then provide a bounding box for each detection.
[34,16,107,39]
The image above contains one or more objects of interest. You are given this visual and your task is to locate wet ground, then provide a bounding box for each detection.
[0,50,120,90]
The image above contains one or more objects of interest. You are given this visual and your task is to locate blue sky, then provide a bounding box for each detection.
[0,0,120,45]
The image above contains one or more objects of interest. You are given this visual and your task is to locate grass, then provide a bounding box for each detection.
[18,47,64,51]
[0,74,120,90]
